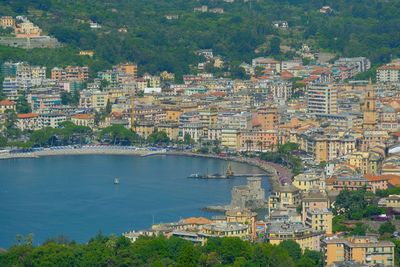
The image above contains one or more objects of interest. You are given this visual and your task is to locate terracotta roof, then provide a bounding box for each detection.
[209,92,227,96]
[364,174,390,182]
[17,113,39,119]
[183,217,213,225]
[72,114,94,119]
[0,100,16,106]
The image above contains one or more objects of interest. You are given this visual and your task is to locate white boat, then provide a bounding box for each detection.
[114,178,119,184]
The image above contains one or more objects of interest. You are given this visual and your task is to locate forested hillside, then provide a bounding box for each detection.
[0,234,324,267]
[0,0,400,77]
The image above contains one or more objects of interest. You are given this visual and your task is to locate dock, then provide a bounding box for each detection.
[189,173,266,179]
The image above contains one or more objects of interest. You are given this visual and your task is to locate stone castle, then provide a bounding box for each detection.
[230,177,266,210]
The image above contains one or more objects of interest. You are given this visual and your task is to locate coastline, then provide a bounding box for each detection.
[0,147,289,191]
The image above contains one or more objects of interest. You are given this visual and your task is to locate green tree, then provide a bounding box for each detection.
[379,221,396,235]
[279,240,302,261]
[147,131,170,144]
[176,245,197,267]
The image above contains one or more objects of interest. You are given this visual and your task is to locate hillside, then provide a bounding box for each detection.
[0,0,399,78]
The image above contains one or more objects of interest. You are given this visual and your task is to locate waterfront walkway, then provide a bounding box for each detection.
[0,145,166,159]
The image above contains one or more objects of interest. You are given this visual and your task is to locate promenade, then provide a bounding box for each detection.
[0,145,166,159]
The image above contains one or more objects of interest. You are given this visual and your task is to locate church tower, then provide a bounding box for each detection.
[363,79,377,129]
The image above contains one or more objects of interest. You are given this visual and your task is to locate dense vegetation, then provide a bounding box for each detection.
[260,142,302,175]
[0,233,324,267]
[1,0,400,78]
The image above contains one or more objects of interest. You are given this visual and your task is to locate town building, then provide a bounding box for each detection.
[268,184,301,215]
[307,83,337,115]
[305,208,333,234]
[0,99,16,114]
[71,114,95,128]
[322,236,395,266]
[266,221,324,251]
[16,113,39,131]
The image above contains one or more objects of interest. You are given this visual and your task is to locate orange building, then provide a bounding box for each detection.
[256,106,279,130]
[322,236,395,266]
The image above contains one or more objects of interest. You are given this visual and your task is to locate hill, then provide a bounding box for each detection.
[0,0,399,78]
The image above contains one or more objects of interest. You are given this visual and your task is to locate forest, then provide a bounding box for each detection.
[0,234,324,267]
[0,0,399,78]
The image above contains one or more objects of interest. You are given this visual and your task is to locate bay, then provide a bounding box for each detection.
[0,154,270,248]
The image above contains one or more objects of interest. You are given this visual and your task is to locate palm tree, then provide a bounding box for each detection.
[15,234,23,246]
[245,139,252,152]
[257,140,263,152]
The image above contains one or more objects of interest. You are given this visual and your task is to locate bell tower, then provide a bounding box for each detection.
[362,79,377,129]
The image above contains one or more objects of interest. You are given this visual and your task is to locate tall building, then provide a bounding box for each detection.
[363,80,377,129]
[307,84,337,115]
[257,106,279,130]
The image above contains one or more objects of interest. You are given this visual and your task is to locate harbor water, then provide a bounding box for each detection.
[0,154,270,247]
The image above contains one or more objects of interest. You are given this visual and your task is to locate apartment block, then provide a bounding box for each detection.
[322,236,395,266]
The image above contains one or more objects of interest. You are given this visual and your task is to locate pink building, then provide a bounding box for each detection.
[239,129,282,152]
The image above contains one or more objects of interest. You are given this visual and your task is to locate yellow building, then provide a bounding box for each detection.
[79,51,94,58]
[386,194,400,208]
[221,128,240,152]
[157,122,180,141]
[322,236,395,266]
[268,184,301,215]
[347,151,382,175]
[266,221,324,251]
[0,99,16,114]
[71,114,95,128]
[202,222,249,238]
[199,107,218,136]
[293,171,322,192]
[305,208,332,234]
[135,121,155,139]
[164,107,182,122]
[1,16,15,28]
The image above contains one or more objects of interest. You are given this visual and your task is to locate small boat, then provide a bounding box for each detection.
[188,173,205,179]
[114,178,119,184]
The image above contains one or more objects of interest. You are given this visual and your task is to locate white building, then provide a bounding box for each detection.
[307,84,337,115]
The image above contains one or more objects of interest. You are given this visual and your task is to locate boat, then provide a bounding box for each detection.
[188,173,204,179]
[114,178,119,184]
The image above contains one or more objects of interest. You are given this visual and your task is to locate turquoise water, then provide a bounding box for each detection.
[0,155,269,247]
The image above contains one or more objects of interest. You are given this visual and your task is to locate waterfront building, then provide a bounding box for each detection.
[181,121,203,142]
[71,114,95,128]
[239,129,280,152]
[16,113,39,131]
[220,128,240,152]
[38,114,66,128]
[322,236,395,266]
[230,177,265,210]
[157,121,180,140]
[135,121,155,138]
[266,221,324,251]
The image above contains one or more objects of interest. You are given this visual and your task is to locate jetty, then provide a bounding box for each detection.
[188,163,266,179]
